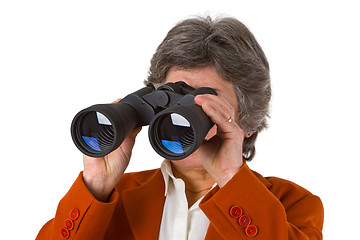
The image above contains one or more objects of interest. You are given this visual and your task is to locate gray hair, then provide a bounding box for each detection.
[145,16,271,161]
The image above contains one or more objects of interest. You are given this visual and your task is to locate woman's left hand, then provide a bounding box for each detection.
[194,94,247,187]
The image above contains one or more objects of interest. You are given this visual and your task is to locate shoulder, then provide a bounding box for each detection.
[252,169,321,210]
[252,169,312,194]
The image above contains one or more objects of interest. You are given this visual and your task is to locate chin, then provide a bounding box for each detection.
[170,151,205,171]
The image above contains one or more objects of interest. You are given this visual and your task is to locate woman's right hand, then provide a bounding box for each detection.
[82,98,142,202]
[82,126,141,202]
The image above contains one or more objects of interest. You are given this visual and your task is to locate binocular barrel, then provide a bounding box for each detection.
[71,103,139,157]
[149,104,213,160]
[71,82,216,160]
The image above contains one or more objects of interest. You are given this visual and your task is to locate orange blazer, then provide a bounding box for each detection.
[36,163,324,239]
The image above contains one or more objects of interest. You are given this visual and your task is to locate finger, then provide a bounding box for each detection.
[195,94,235,126]
[195,94,245,145]
[113,98,122,103]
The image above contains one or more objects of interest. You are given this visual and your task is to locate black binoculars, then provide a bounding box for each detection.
[71,81,216,160]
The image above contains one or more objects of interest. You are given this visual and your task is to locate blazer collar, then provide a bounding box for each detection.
[121,164,272,239]
[122,169,166,239]
[251,169,273,189]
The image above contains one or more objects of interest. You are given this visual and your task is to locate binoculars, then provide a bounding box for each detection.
[71,81,216,160]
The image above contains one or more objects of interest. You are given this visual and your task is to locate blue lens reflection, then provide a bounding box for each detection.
[161,140,184,154]
[82,136,101,151]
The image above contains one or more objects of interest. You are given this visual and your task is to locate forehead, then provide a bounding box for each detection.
[165,65,238,110]
[165,66,228,90]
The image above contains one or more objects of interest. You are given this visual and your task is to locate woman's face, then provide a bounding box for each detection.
[164,65,239,170]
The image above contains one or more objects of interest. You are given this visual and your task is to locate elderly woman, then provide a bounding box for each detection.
[37,16,324,239]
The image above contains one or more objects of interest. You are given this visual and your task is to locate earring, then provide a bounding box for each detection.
[246,131,254,137]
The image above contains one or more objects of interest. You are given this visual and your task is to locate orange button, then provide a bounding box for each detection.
[69,208,80,220]
[245,225,258,237]
[65,218,74,230]
[229,206,243,218]
[60,227,70,239]
[239,215,251,227]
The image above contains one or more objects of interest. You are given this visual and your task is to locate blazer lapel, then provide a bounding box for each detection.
[205,224,224,239]
[122,169,166,239]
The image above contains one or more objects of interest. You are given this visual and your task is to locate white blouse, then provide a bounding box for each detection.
[158,160,216,240]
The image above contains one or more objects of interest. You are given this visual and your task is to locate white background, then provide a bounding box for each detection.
[1,0,359,239]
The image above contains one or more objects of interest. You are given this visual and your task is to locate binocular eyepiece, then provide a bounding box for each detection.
[71,81,216,160]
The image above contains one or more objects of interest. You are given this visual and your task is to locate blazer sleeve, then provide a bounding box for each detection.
[200,163,324,240]
[36,172,120,240]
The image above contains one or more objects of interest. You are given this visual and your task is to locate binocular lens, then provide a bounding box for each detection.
[71,102,140,157]
[149,104,213,160]
[76,111,115,154]
[157,113,194,155]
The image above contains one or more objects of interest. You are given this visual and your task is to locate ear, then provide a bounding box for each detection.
[245,131,254,138]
